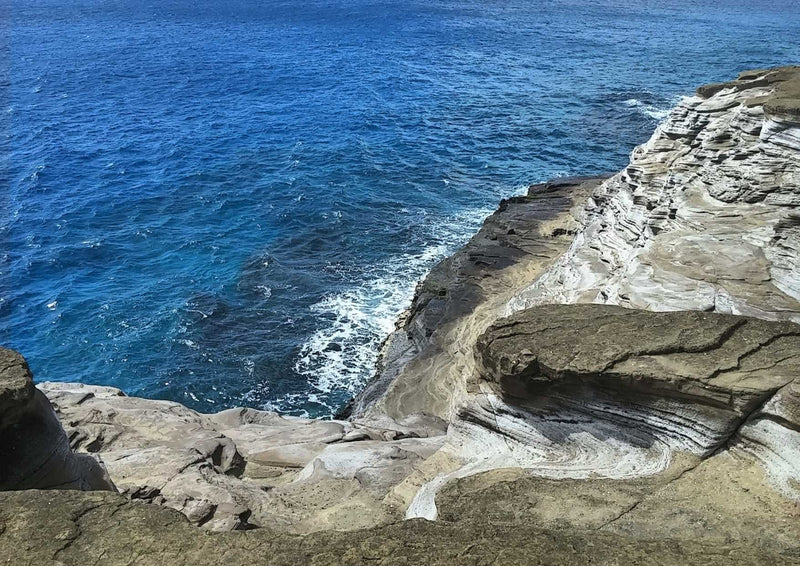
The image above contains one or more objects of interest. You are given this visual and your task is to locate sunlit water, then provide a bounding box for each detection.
[5,0,800,416]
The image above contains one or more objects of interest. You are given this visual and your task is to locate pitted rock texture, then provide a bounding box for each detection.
[507,67,800,319]
[0,348,114,492]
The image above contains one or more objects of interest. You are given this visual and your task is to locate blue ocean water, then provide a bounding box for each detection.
[5,0,800,417]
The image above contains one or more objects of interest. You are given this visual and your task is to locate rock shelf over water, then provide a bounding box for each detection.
[2,66,800,565]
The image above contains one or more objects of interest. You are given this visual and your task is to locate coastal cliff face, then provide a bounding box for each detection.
[352,66,800,525]
[346,176,604,422]
[508,66,800,318]
[2,66,800,565]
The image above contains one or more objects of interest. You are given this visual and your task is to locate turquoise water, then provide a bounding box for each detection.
[5,0,800,416]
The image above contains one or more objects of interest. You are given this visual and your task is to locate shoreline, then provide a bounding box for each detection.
[336,175,610,420]
[344,176,606,423]
[3,65,800,564]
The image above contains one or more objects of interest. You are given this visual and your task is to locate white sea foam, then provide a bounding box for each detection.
[247,389,312,419]
[255,285,272,299]
[624,97,676,121]
[243,358,255,377]
[292,205,497,405]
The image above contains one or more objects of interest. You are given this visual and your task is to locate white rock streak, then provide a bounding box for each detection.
[409,70,800,519]
[507,78,800,320]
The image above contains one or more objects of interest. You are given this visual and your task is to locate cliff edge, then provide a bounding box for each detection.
[2,66,800,565]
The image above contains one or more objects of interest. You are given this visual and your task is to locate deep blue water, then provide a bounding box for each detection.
[5,0,800,417]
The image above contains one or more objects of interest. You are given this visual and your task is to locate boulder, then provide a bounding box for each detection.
[0,348,114,491]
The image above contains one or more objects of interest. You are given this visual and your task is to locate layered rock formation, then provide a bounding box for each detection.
[18,175,601,534]
[401,306,800,521]
[347,176,604,422]
[3,306,800,563]
[507,66,800,319]
[2,66,800,564]
[352,65,800,523]
[472,305,800,497]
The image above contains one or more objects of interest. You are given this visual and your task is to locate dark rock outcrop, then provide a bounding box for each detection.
[0,348,114,491]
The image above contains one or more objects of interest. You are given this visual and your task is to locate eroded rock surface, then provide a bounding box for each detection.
[38,381,445,532]
[364,66,800,524]
[1,489,797,566]
[4,303,800,562]
[397,305,800,521]
[349,176,604,423]
[476,305,800,481]
[508,66,800,319]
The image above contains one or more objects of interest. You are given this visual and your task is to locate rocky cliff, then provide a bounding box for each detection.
[508,66,800,318]
[352,65,800,524]
[2,66,800,565]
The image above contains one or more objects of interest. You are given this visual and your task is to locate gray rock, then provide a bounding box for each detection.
[38,379,444,532]
[401,305,800,522]
[3,66,800,564]
[508,67,800,319]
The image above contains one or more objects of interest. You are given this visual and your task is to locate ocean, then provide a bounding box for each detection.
[5,0,800,417]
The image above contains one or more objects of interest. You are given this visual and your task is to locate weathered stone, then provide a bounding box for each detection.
[0,348,114,492]
[349,176,605,422]
[399,305,800,521]
[4,66,800,563]
[38,380,445,533]
[477,305,799,416]
[1,489,797,566]
[508,67,800,319]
